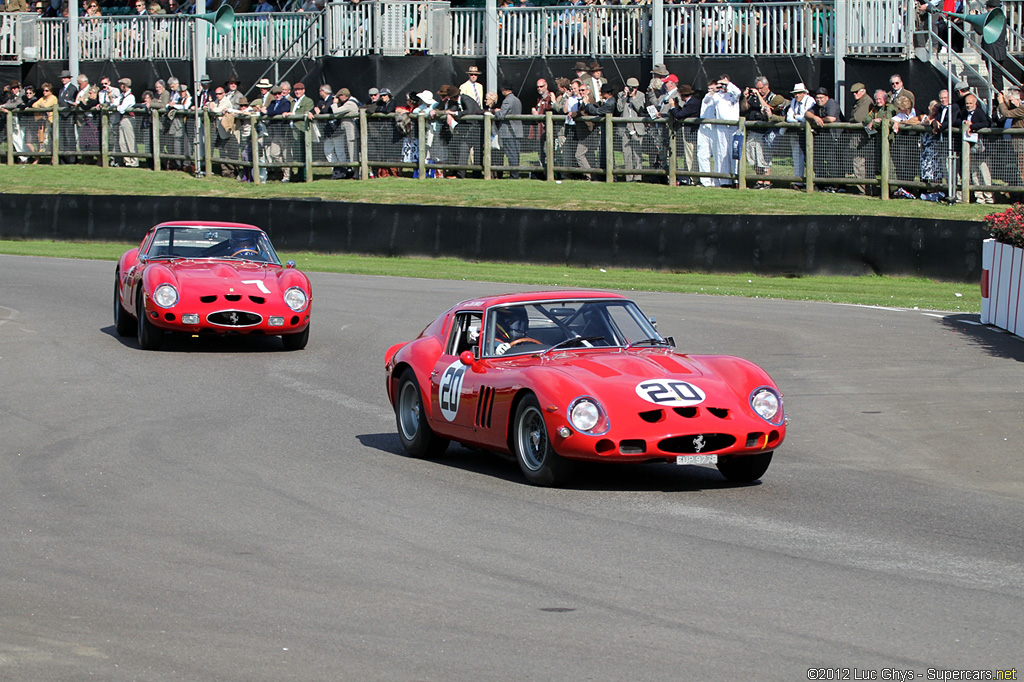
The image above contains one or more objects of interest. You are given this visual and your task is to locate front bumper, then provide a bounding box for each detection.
[144,305,310,335]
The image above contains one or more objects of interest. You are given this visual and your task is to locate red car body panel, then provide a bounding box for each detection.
[116,221,311,339]
[385,290,786,464]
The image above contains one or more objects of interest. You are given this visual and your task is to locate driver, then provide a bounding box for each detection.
[493,306,529,355]
[229,232,260,259]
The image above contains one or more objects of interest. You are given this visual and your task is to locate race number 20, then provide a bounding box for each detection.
[438,360,467,421]
[635,380,706,406]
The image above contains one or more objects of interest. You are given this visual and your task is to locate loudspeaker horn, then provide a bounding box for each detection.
[937,7,1005,44]
[197,5,235,37]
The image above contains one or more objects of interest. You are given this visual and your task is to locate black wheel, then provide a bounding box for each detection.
[282,323,310,351]
[395,369,448,458]
[716,452,773,483]
[136,292,163,351]
[113,272,134,337]
[512,395,573,487]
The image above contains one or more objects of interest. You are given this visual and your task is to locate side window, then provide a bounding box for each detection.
[446,312,483,356]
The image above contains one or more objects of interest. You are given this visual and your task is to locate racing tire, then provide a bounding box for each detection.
[136,293,164,351]
[716,452,773,483]
[395,369,449,459]
[513,395,573,487]
[113,272,134,337]
[282,323,310,351]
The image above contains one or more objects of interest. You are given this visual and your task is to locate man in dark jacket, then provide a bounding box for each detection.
[56,70,78,163]
[963,93,994,203]
[580,82,616,174]
[454,84,482,178]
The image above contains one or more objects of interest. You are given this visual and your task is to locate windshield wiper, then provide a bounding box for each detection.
[145,254,181,260]
[543,335,606,355]
[626,337,672,349]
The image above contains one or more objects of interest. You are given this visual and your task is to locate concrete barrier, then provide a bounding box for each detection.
[0,193,987,282]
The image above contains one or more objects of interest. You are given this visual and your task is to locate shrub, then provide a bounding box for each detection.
[984,204,1024,249]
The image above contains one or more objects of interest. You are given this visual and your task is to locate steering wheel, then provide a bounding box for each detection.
[232,247,260,258]
[495,337,542,355]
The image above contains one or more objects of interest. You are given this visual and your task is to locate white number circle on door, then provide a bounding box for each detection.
[438,360,468,422]
[635,380,706,406]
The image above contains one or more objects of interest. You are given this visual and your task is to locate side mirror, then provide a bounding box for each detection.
[649,316,658,328]
[285,260,296,269]
[459,350,475,366]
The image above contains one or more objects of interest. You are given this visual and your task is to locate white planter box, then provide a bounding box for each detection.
[980,238,1024,336]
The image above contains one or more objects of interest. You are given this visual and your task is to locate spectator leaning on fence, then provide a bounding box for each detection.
[996,86,1024,185]
[740,76,788,189]
[116,78,137,167]
[962,93,994,204]
[669,83,700,182]
[847,82,873,194]
[785,82,814,186]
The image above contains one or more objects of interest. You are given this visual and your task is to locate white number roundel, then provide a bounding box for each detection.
[635,380,706,406]
[438,360,467,422]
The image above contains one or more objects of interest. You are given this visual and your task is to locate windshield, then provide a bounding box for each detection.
[143,226,281,264]
[483,299,665,357]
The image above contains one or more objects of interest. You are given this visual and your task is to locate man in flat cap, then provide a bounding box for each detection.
[847,82,873,193]
[618,77,646,181]
[115,78,137,167]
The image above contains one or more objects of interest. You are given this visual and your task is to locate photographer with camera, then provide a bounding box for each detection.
[617,78,646,181]
[740,77,788,188]
[696,75,741,187]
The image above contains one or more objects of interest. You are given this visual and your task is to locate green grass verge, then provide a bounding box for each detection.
[0,239,980,313]
[0,165,1001,219]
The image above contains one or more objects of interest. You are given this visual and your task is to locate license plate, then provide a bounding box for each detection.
[676,454,717,465]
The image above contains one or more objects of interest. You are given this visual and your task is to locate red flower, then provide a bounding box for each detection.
[985,204,1024,249]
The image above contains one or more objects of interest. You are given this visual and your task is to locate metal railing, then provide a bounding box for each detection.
[20,0,1024,62]
[28,12,324,62]
[4,106,1020,203]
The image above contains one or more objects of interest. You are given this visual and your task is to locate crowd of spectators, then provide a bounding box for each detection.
[4,55,1024,199]
[1,0,324,16]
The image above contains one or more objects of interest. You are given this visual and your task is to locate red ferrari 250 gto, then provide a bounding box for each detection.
[114,221,312,350]
[385,290,787,486]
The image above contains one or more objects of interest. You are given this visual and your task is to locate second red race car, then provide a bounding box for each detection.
[114,221,312,351]
[385,290,787,486]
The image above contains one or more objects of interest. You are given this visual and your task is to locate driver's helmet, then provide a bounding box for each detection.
[495,306,529,342]
[230,231,259,258]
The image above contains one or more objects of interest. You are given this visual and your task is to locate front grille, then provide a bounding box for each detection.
[207,310,262,327]
[658,433,736,454]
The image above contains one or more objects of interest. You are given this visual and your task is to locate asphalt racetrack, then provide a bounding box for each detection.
[2,254,1023,681]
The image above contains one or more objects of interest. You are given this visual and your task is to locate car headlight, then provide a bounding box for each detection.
[152,283,178,308]
[750,387,784,425]
[568,396,609,435]
[284,287,308,312]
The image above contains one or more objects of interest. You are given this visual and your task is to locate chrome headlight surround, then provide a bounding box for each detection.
[567,396,610,436]
[284,287,308,312]
[750,386,784,426]
[152,283,178,308]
